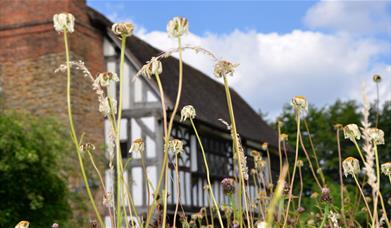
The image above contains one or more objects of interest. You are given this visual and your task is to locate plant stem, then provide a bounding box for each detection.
[319,205,329,228]
[372,143,381,227]
[282,111,301,227]
[222,76,250,227]
[173,152,181,227]
[336,129,348,227]
[115,34,127,228]
[162,36,184,228]
[352,174,373,220]
[191,119,225,227]
[63,30,104,228]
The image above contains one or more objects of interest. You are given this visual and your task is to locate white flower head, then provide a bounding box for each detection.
[53,13,75,33]
[180,105,196,122]
[169,139,184,155]
[141,57,163,78]
[261,142,268,151]
[15,221,29,228]
[99,97,117,116]
[213,60,239,78]
[381,162,391,176]
[80,143,96,153]
[343,124,361,142]
[95,72,119,87]
[112,22,134,37]
[290,96,308,112]
[129,138,144,155]
[367,128,384,145]
[167,17,189,37]
[280,133,288,142]
[342,157,360,177]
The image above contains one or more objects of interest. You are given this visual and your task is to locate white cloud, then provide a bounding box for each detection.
[136,28,390,119]
[304,1,391,35]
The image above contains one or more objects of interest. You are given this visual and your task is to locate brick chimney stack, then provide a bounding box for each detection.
[0,0,105,144]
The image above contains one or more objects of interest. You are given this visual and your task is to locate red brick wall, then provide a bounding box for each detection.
[0,0,106,224]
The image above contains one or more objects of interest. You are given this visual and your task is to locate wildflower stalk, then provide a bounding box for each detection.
[162,36,184,228]
[336,128,348,227]
[319,205,329,228]
[222,76,250,227]
[266,165,288,226]
[145,72,167,227]
[190,119,224,227]
[115,34,127,228]
[378,192,391,227]
[299,133,322,189]
[351,174,373,220]
[173,151,181,227]
[277,122,283,174]
[282,111,301,227]
[63,30,104,228]
[303,120,325,185]
[352,139,366,164]
[372,143,380,227]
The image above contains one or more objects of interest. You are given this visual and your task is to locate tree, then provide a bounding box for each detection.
[0,111,71,227]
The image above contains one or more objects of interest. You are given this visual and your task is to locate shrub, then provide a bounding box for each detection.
[0,111,71,227]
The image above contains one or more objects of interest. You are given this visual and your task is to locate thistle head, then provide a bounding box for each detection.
[221,177,235,195]
[320,187,331,202]
[381,162,391,176]
[290,96,308,112]
[373,74,382,83]
[167,17,189,37]
[180,105,196,122]
[169,139,184,155]
[15,221,29,228]
[112,22,134,37]
[366,128,385,145]
[96,72,119,87]
[343,124,361,142]
[213,60,239,78]
[53,13,75,33]
[129,138,144,155]
[342,157,360,177]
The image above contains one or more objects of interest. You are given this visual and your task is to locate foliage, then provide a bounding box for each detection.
[275,99,391,222]
[0,111,71,227]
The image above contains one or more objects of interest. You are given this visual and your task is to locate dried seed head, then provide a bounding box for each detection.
[320,187,331,202]
[221,204,233,217]
[180,105,196,122]
[221,178,235,195]
[261,142,268,151]
[167,17,189,37]
[99,97,117,116]
[112,22,134,37]
[213,60,239,78]
[141,57,163,78]
[373,74,382,83]
[89,220,97,228]
[342,157,360,177]
[169,139,184,155]
[280,133,288,141]
[291,96,308,112]
[366,128,385,145]
[297,160,304,168]
[250,150,260,159]
[129,138,144,155]
[334,123,343,130]
[343,124,361,142]
[15,221,29,228]
[381,162,391,176]
[96,72,119,87]
[80,143,96,153]
[53,13,75,33]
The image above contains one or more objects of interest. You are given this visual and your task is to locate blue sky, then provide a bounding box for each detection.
[87,1,391,120]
